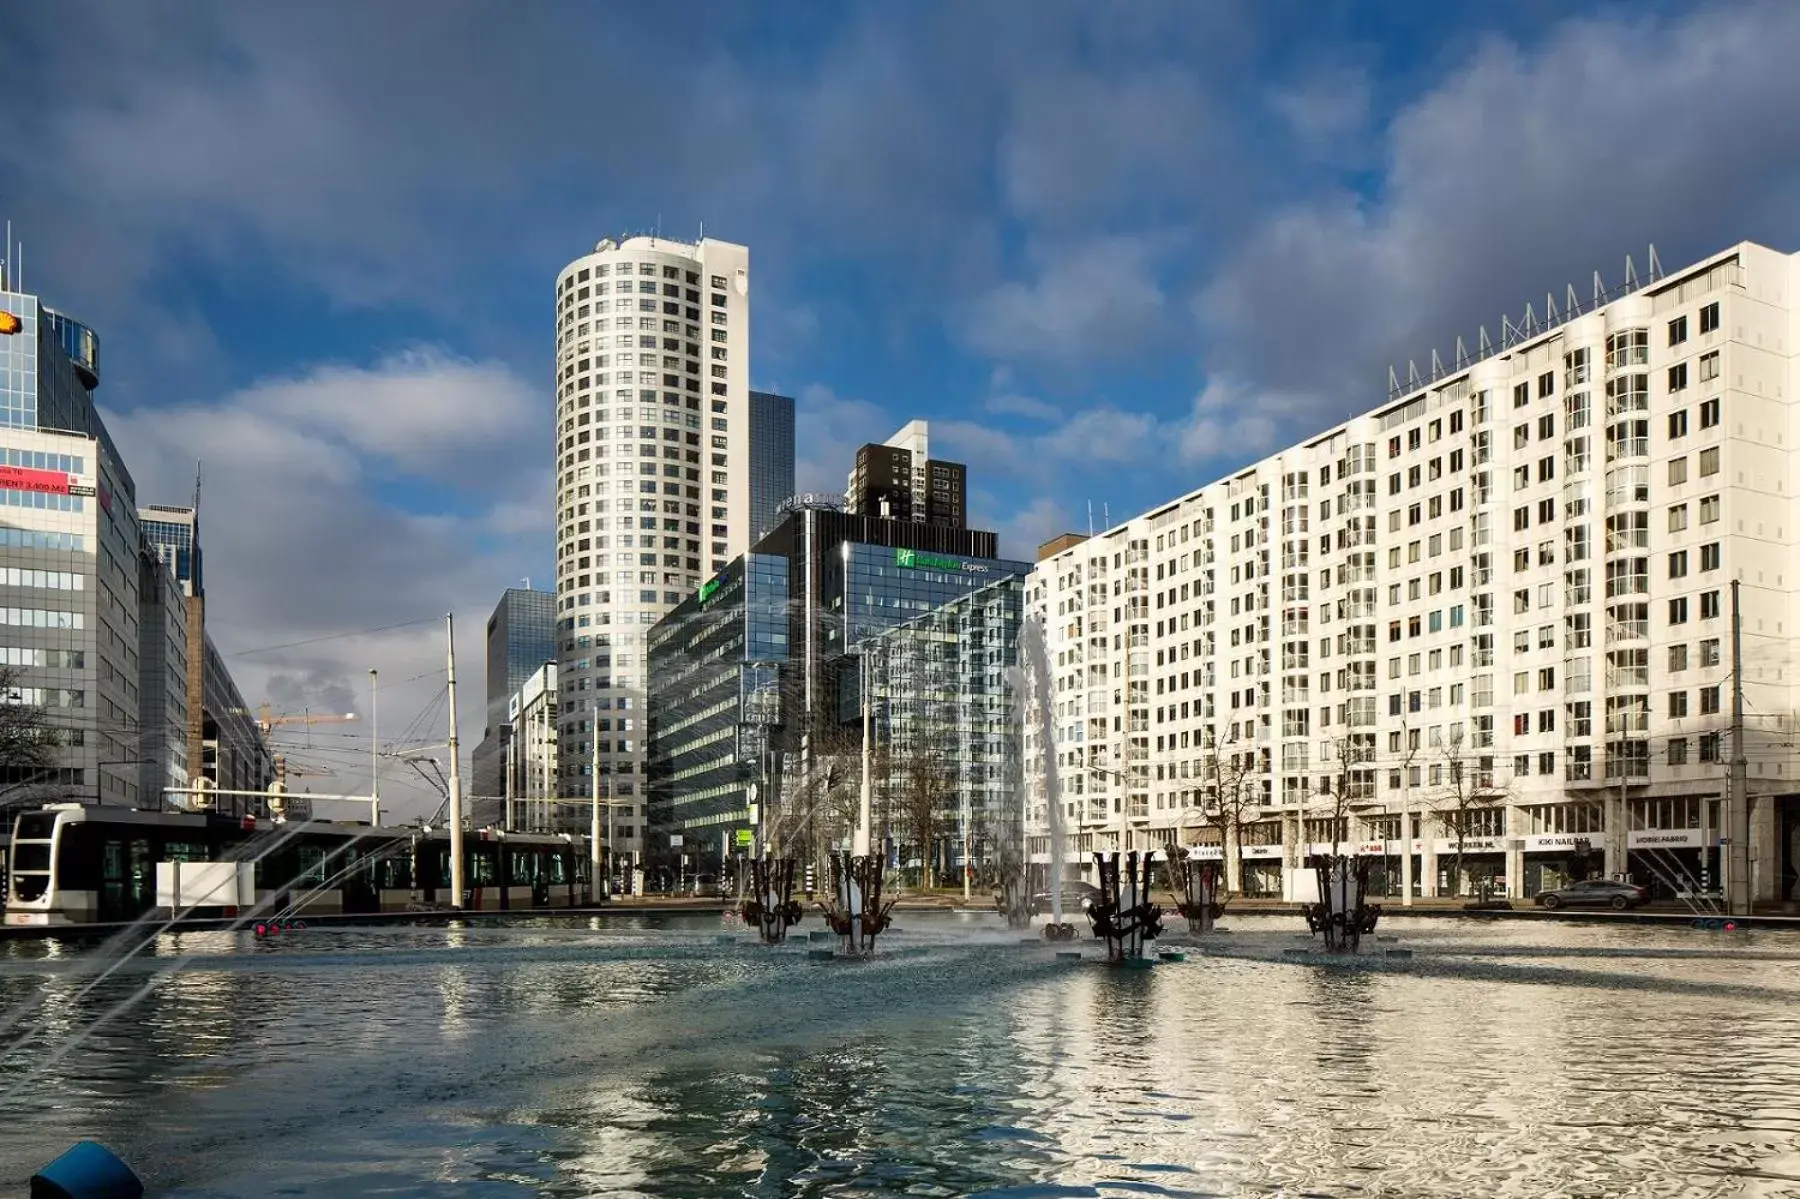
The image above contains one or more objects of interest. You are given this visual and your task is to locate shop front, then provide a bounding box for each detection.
[1626,828,1716,900]
[1521,833,1602,896]
[1433,836,1505,898]
[1240,843,1283,897]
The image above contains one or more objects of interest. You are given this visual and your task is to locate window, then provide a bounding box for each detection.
[1669,691,1689,718]
[1668,596,1688,625]
[1669,644,1688,672]
[1669,504,1688,533]
[1700,685,1721,715]
[1698,447,1720,476]
[1699,542,1720,572]
[1668,738,1689,765]
[1668,457,1688,486]
[1668,410,1688,439]
[1668,363,1689,392]
[1700,732,1722,763]
[1538,413,1555,440]
[1514,383,1531,409]
[1668,315,1688,346]
[1699,495,1720,524]
[1699,351,1720,383]
[1514,423,1530,449]
[1699,397,1721,428]
[1700,590,1720,620]
[1539,371,1555,399]
[1700,638,1721,668]
[1668,550,1688,579]
[1699,301,1720,334]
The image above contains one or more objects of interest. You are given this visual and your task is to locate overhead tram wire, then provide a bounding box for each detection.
[221,616,444,659]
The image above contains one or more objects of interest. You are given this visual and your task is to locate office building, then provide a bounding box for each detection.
[860,574,1024,881]
[141,501,272,812]
[1026,240,1799,907]
[471,586,555,805]
[553,233,782,860]
[0,280,146,808]
[749,390,796,542]
[846,420,968,529]
[136,548,190,804]
[645,501,1027,868]
[504,662,562,832]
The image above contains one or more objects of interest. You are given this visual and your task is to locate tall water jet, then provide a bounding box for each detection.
[1019,617,1075,941]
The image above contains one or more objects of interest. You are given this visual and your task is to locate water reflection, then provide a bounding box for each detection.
[0,916,1793,1196]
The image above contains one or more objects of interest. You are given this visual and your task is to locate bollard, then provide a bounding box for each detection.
[30,1141,143,1199]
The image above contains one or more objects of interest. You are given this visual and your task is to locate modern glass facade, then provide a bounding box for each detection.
[748,391,795,543]
[473,587,556,805]
[141,508,201,595]
[644,553,790,861]
[861,575,1023,877]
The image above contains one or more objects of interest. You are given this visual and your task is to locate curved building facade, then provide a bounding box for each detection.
[553,235,752,860]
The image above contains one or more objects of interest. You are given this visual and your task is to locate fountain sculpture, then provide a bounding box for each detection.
[1088,850,1164,964]
[1302,853,1381,953]
[1166,850,1225,935]
[820,851,897,957]
[740,857,805,946]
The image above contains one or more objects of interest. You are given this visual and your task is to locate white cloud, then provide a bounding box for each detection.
[967,236,1171,364]
[102,348,549,821]
[984,392,1062,422]
[1198,1,1800,430]
[792,383,893,497]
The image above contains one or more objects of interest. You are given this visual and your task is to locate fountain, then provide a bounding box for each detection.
[740,857,805,946]
[1165,848,1225,935]
[1088,850,1164,964]
[1018,618,1076,941]
[819,851,896,957]
[1302,853,1381,953]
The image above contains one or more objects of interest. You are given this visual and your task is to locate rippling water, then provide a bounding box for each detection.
[0,913,1797,1197]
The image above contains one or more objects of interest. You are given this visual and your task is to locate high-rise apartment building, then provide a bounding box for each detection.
[1027,241,1800,908]
[846,420,967,528]
[553,234,786,859]
[471,586,555,809]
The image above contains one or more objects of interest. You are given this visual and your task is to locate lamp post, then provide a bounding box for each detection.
[369,668,380,827]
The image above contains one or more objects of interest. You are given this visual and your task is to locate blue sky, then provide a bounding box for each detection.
[3,0,1798,814]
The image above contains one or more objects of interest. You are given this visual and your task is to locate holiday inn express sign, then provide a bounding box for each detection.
[893,547,989,573]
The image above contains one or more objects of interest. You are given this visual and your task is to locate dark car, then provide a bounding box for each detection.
[1029,881,1104,917]
[1535,879,1650,910]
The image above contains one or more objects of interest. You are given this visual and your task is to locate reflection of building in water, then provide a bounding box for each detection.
[1027,241,1800,908]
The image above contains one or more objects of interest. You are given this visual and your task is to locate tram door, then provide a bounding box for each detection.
[99,837,153,922]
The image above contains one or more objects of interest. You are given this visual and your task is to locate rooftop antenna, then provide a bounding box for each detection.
[698,219,705,243]
[1087,500,1094,538]
[1648,243,1663,283]
[1103,502,1111,531]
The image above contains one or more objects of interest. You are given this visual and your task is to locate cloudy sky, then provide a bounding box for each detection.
[3,0,1797,817]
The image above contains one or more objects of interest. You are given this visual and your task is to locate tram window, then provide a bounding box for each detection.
[511,851,538,883]
[13,843,49,872]
[15,813,57,839]
[547,854,568,885]
[56,825,103,890]
[165,840,207,863]
[378,854,413,890]
[298,846,327,884]
[471,848,498,886]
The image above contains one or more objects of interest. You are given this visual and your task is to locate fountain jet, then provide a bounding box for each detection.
[820,851,896,957]
[1089,850,1164,964]
[1302,853,1381,953]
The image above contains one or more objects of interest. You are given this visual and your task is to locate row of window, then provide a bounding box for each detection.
[0,567,84,590]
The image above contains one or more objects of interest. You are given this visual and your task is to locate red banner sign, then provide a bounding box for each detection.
[0,465,72,495]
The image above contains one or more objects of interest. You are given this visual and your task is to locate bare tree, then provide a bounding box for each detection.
[0,667,59,808]
[1313,732,1376,859]
[893,734,954,888]
[1199,729,1260,896]
[1430,727,1509,898]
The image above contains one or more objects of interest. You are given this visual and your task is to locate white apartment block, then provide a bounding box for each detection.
[1028,241,1800,907]
[552,236,751,858]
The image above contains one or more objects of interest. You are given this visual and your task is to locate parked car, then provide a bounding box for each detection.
[1029,881,1104,917]
[1534,879,1650,910]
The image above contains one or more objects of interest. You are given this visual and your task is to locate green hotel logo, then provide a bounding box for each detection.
[893,547,989,573]
[697,577,723,605]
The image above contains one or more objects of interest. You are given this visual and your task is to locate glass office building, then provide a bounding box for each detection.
[472,587,556,805]
[748,391,795,543]
[860,574,1024,878]
[644,553,789,871]
[646,503,1029,870]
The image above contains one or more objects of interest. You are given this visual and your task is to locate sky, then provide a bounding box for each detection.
[3,0,1798,818]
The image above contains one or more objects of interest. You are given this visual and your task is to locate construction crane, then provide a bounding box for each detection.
[258,705,358,741]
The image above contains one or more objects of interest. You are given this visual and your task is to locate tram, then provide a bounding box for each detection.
[5,803,592,927]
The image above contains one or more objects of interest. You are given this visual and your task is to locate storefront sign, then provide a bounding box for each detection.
[1433,837,1504,854]
[1354,841,1386,856]
[1189,845,1224,860]
[893,547,989,573]
[1523,834,1589,852]
[1241,844,1284,859]
[0,465,72,495]
[733,828,753,847]
[1627,828,1705,849]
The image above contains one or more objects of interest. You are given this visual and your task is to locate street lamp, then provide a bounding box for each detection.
[369,668,380,827]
